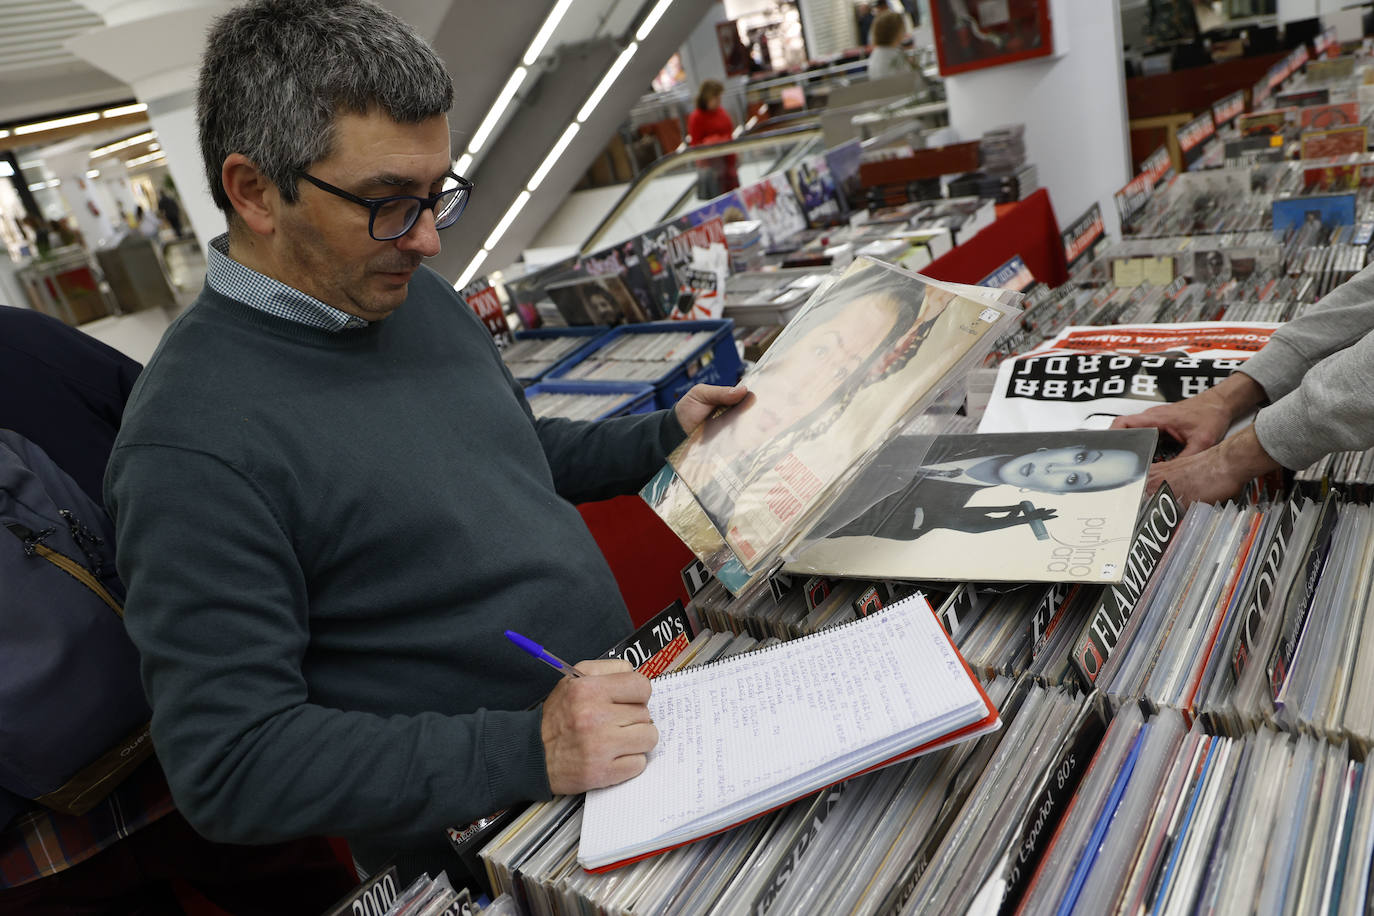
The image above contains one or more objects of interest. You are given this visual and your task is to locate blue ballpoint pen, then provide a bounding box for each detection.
[504,630,583,678]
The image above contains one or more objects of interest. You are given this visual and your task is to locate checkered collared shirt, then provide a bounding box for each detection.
[206,234,369,331]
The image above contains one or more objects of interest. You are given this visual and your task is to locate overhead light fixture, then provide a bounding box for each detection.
[522,0,577,65]
[456,249,489,290]
[125,150,166,168]
[90,131,156,158]
[454,153,473,177]
[0,161,12,178]
[0,129,9,139]
[28,178,60,190]
[467,67,528,155]
[102,102,148,118]
[527,123,579,191]
[86,169,99,179]
[635,0,675,41]
[577,43,638,123]
[148,142,161,152]
[13,112,100,136]
[484,190,530,251]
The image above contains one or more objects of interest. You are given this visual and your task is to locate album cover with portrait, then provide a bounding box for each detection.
[660,256,1021,585]
[783,429,1157,584]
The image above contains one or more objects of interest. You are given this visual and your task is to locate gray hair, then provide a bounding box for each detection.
[197,0,454,215]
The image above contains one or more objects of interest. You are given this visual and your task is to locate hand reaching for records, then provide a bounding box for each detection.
[1144,425,1281,506]
[541,658,658,796]
[1111,373,1267,458]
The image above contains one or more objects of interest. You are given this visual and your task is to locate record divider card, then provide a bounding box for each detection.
[578,593,999,871]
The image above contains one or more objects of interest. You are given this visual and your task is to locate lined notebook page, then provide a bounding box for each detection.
[580,594,988,867]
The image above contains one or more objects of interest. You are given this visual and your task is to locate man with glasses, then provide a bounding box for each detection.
[105,0,745,885]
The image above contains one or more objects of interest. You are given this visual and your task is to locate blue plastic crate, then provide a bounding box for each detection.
[545,319,742,410]
[523,381,658,421]
[504,326,613,385]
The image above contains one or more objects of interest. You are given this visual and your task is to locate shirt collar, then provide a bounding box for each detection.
[205,234,369,332]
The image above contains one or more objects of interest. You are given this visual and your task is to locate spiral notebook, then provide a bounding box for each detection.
[578,593,1001,872]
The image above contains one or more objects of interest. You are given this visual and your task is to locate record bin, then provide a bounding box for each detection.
[544,319,742,410]
[502,326,612,386]
[522,381,658,421]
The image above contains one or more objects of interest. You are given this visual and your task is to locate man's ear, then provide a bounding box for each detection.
[221,153,280,238]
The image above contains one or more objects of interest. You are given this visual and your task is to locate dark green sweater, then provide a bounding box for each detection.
[105,267,684,866]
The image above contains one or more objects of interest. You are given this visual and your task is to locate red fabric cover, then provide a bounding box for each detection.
[921,188,1068,288]
[579,496,694,628]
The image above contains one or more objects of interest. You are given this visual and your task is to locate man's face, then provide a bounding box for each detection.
[996,447,1141,493]
[275,109,452,320]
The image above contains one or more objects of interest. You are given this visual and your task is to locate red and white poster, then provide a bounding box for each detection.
[978,322,1281,434]
[461,279,513,346]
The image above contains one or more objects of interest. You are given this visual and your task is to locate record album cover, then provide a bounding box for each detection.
[658,257,1020,586]
[784,429,1156,584]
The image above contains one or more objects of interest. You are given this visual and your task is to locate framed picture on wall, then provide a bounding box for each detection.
[929,0,1053,76]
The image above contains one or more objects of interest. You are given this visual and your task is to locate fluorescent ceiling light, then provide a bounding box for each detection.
[86,169,99,178]
[0,161,12,178]
[28,178,60,190]
[467,67,528,155]
[527,123,579,191]
[148,142,161,152]
[577,43,637,123]
[14,112,100,135]
[522,0,577,66]
[0,129,9,139]
[454,153,473,177]
[484,189,530,251]
[90,131,156,158]
[102,103,147,118]
[635,0,674,41]
[456,248,489,290]
[126,150,166,168]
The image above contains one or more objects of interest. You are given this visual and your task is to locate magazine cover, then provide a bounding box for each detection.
[978,322,1281,435]
[544,273,650,325]
[784,430,1157,584]
[739,174,808,249]
[665,256,1019,574]
[786,154,842,228]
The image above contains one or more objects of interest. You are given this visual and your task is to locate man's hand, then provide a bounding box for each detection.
[674,383,749,436]
[1111,373,1267,458]
[541,658,658,796]
[1146,425,1281,506]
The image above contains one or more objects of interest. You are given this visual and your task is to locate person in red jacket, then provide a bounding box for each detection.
[687,79,739,196]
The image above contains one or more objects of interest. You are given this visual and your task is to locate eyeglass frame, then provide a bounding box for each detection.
[296,170,474,241]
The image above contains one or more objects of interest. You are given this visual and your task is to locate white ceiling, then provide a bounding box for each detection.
[0,0,103,76]
[0,0,130,124]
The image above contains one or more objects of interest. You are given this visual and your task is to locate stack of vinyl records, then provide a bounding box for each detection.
[946,165,1038,204]
[557,330,717,381]
[979,124,1026,174]
[500,334,599,381]
[1020,714,1374,914]
[1296,444,1374,500]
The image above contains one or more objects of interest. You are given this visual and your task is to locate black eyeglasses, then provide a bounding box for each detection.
[298,171,474,241]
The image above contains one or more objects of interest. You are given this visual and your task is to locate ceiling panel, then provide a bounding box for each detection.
[0,0,103,76]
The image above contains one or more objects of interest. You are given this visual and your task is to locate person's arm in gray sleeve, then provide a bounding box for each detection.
[1253,325,1374,470]
[1241,260,1374,402]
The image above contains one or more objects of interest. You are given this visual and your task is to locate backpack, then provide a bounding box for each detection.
[0,429,153,816]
